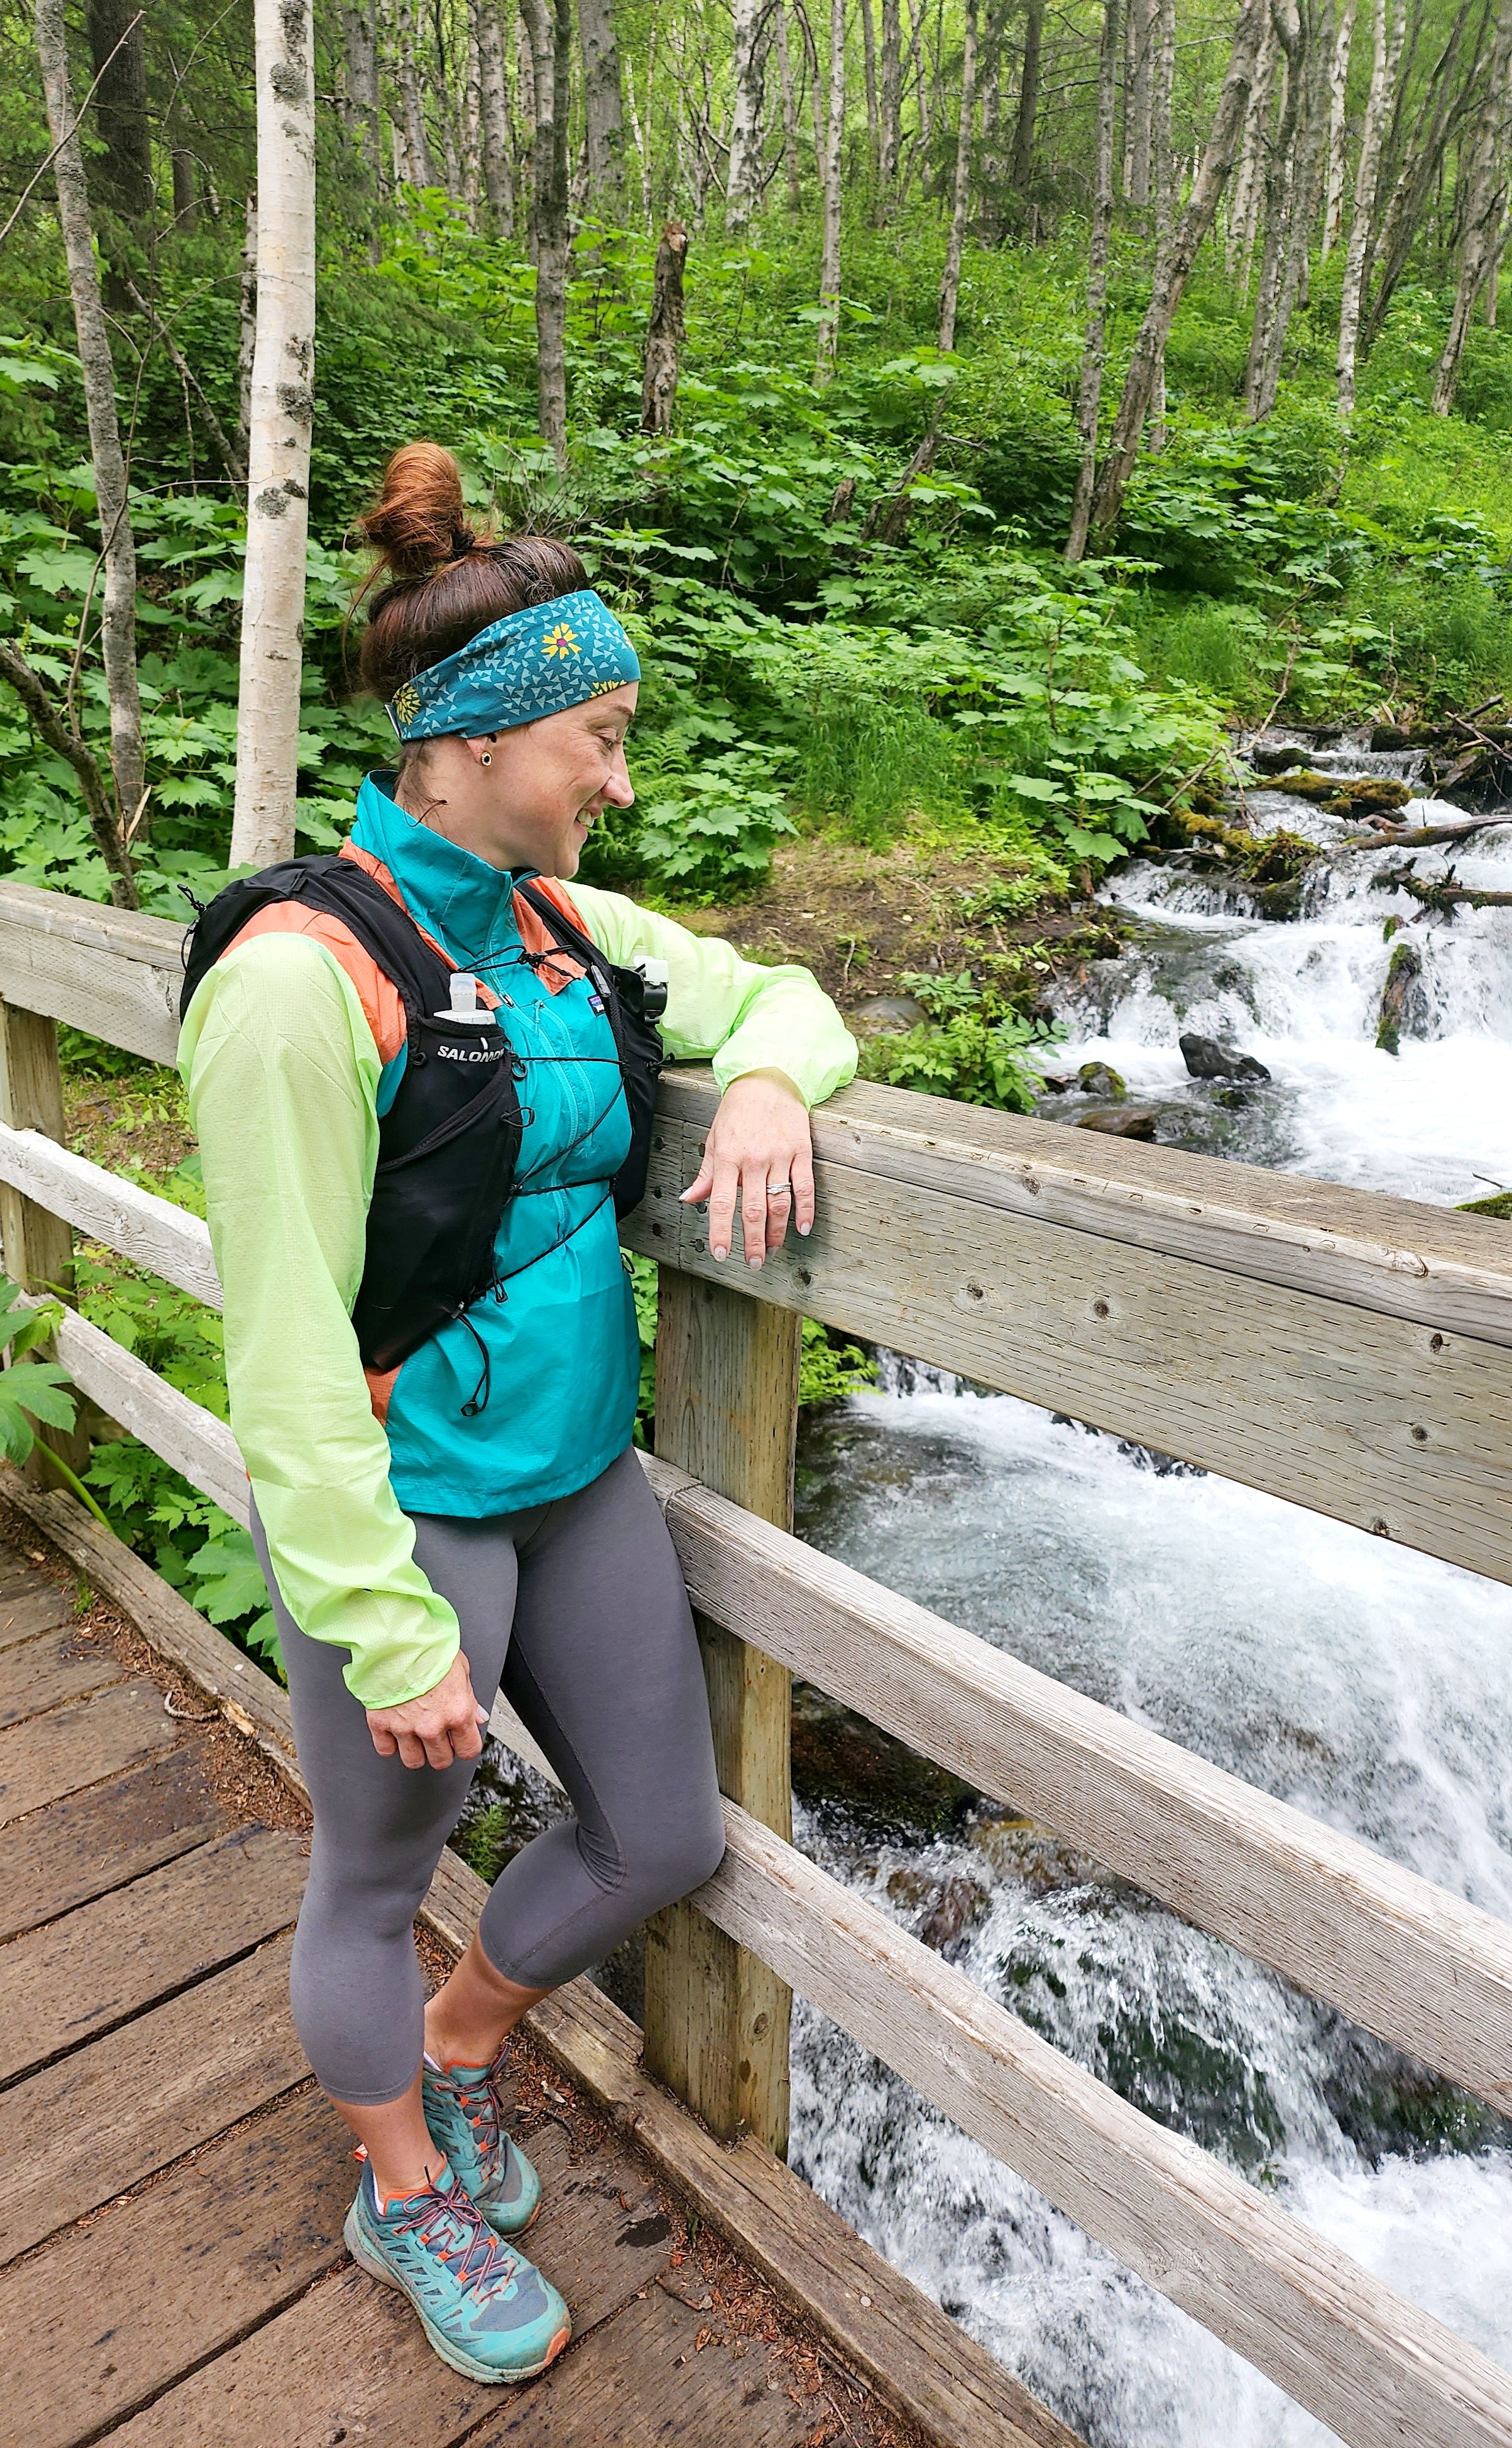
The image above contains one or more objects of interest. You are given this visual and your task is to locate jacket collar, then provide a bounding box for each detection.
[352,773,535,963]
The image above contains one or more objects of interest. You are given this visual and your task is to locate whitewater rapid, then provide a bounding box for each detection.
[789,740,1512,2447]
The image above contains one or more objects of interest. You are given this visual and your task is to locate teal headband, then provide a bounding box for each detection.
[385,587,640,741]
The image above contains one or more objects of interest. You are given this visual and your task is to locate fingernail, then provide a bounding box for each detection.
[712,1245,727,1261]
[748,1254,763,1269]
[799,1222,811,1236]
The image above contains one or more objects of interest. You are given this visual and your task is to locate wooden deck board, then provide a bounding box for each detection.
[0,1935,304,2263]
[0,1822,306,2081]
[0,1679,177,1825]
[0,1739,231,1941]
[4,2087,352,2448]
[0,1583,77,1651]
[0,1623,124,1725]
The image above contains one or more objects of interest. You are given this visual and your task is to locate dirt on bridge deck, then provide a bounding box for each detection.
[0,1505,929,2448]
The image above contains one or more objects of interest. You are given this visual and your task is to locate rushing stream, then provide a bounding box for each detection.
[789,739,1512,2446]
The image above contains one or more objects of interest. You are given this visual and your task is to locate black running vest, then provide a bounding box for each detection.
[180,856,665,1376]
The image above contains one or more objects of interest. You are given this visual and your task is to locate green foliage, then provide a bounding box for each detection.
[858,965,1063,1113]
[0,1278,78,1463]
[624,1250,876,1442]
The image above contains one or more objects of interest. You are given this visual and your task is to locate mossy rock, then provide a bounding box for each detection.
[1458,1190,1512,1219]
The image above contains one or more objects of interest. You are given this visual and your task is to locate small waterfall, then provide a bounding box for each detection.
[792,736,1512,2447]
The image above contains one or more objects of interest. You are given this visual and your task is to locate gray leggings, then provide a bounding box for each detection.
[251,1447,724,2105]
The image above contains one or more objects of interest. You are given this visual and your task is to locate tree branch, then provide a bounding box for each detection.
[0,642,140,908]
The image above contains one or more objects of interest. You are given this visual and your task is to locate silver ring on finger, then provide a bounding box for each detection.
[765,1182,792,1200]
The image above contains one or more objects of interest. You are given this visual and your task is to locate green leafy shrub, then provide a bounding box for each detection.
[858,966,1062,1113]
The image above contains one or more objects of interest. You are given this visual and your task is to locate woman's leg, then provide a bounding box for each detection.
[458,1446,726,2000]
[250,1504,523,2189]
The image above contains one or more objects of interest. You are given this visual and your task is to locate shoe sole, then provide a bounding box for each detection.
[343,2207,572,2384]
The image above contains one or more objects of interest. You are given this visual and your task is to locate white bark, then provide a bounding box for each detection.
[1431,0,1512,410]
[937,0,977,350]
[815,0,846,383]
[1225,5,1276,275]
[727,0,769,229]
[775,5,804,205]
[231,0,316,873]
[475,1,516,222]
[1335,0,1401,411]
[34,0,146,883]
[580,0,625,207]
[1066,0,1123,561]
[1320,0,1357,255]
[395,0,436,185]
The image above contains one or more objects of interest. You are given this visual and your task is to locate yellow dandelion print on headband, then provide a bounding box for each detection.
[392,681,422,725]
[541,622,581,660]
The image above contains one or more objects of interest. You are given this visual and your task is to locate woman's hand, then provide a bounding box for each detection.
[680,1068,814,1268]
[365,1651,489,1770]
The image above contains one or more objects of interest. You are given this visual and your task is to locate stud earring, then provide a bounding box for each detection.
[480,750,492,766]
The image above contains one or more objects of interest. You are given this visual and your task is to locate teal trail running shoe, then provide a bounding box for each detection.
[422,2051,543,2237]
[343,2160,570,2383]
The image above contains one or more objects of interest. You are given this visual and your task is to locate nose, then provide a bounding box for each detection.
[603,742,635,810]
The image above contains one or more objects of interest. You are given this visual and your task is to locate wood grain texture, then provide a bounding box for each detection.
[0,2088,351,2448]
[0,1124,221,1306]
[647,1456,1512,2120]
[655,1065,1512,1345]
[0,1934,304,2262]
[0,1822,306,2081]
[0,880,183,1067]
[0,1583,77,1649]
[0,1677,176,1826]
[99,2127,683,2448]
[0,1739,230,1941]
[628,1113,1512,1586]
[463,2283,828,2447]
[0,999,89,1487]
[0,1624,122,1725]
[697,1801,1512,2448]
[644,1268,799,2157]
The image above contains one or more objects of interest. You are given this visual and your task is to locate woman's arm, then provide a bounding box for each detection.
[564,883,858,1261]
[181,932,464,1712]
[564,883,858,1111]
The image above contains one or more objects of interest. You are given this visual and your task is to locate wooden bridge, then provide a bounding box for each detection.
[3,875,1512,2446]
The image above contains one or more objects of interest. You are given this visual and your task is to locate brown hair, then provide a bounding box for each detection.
[354,442,587,707]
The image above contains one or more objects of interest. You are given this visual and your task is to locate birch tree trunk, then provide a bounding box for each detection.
[1090,0,1270,536]
[937,0,977,349]
[1126,0,1155,206]
[1336,0,1402,407]
[641,218,688,430]
[237,195,258,461]
[434,0,464,200]
[1361,0,1475,349]
[860,0,881,180]
[475,1,516,223]
[814,0,846,384]
[342,0,383,187]
[776,6,805,203]
[726,0,769,230]
[34,0,146,890]
[1431,0,1512,408]
[1320,0,1358,254]
[1226,6,1277,274]
[1152,0,1177,246]
[1243,0,1302,414]
[580,0,625,209]
[1010,0,1042,194]
[1249,0,1331,420]
[231,0,316,873]
[523,0,571,461]
[396,0,436,184]
[1066,0,1123,561]
[880,0,902,184]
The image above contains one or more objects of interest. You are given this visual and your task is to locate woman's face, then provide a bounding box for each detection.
[401,683,638,878]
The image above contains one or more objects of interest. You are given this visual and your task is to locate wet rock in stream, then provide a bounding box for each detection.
[1076,1106,1158,1138]
[792,1682,981,1840]
[1179,1032,1271,1082]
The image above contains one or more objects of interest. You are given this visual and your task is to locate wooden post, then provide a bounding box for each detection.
[644,1264,800,2158]
[0,999,89,1482]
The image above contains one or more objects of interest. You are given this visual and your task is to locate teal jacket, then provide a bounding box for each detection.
[181,775,857,1707]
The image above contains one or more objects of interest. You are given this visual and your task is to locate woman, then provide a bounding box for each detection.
[181,442,856,2386]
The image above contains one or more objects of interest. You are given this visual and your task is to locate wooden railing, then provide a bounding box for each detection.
[2,875,1512,2448]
